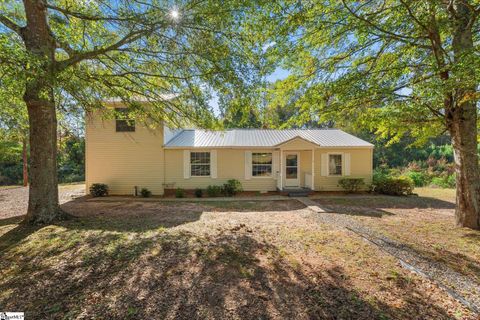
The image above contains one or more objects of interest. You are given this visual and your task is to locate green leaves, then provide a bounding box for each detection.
[0,0,265,129]
[254,0,479,144]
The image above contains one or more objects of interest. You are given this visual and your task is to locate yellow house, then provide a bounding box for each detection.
[86,111,373,195]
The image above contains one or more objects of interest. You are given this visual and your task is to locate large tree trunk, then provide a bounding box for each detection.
[447,0,480,229]
[448,106,480,230]
[23,94,63,224]
[21,0,65,224]
[22,137,28,187]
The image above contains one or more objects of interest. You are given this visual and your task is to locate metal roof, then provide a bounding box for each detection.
[164,129,374,148]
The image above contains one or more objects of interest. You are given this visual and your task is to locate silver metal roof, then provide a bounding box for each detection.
[164,129,374,148]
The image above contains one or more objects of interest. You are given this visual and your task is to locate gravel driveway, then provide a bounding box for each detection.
[0,184,85,220]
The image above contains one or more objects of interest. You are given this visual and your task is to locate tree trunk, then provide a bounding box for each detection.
[21,0,65,224]
[22,137,28,187]
[447,0,480,229]
[448,106,480,230]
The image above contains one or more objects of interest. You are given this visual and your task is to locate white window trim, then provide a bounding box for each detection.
[190,151,211,177]
[327,152,344,177]
[251,152,273,179]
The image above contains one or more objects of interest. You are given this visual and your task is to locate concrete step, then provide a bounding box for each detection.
[283,188,313,197]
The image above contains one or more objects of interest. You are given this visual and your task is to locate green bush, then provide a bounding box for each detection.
[140,188,152,197]
[89,183,109,197]
[404,171,429,187]
[222,179,243,196]
[194,188,203,198]
[338,178,365,193]
[175,188,185,198]
[206,185,223,197]
[430,174,456,188]
[372,176,414,196]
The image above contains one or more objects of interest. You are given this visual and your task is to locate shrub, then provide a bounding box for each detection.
[194,188,203,198]
[404,171,429,187]
[90,183,109,197]
[338,178,365,193]
[206,185,223,197]
[372,176,414,196]
[430,174,456,188]
[175,188,185,198]
[222,179,243,196]
[140,188,152,198]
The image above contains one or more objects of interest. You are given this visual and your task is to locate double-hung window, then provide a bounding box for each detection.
[190,152,210,177]
[115,108,135,132]
[328,154,342,176]
[252,153,272,177]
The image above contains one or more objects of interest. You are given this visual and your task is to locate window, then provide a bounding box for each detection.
[285,154,298,179]
[115,108,135,132]
[191,152,210,176]
[329,154,342,176]
[252,153,272,177]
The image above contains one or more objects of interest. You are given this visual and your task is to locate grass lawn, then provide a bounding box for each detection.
[315,188,479,305]
[0,191,476,319]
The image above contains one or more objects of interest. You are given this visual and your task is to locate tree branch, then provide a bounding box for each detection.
[0,14,23,35]
[45,4,136,22]
[341,0,428,46]
[55,28,154,71]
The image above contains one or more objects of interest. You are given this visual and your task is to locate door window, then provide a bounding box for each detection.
[285,154,298,179]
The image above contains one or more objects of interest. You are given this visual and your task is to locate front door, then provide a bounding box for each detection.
[284,152,300,187]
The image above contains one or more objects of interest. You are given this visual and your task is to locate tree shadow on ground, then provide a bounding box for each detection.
[0,223,42,253]
[398,238,480,285]
[0,197,304,252]
[313,201,395,218]
[313,195,455,218]
[318,195,455,209]
[0,221,459,320]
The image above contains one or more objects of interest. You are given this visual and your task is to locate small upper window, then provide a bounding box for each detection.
[191,152,210,176]
[329,154,342,176]
[252,153,272,177]
[115,108,135,132]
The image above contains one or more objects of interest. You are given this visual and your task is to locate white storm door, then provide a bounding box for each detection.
[284,152,300,187]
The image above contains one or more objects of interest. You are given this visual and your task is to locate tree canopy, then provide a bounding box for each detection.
[254,1,479,141]
[0,0,266,127]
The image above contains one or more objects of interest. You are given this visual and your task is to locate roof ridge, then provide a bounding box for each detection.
[164,128,374,148]
[184,128,341,131]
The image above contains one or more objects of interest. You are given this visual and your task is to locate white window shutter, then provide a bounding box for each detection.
[272,151,279,180]
[211,150,217,178]
[245,151,252,180]
[183,150,191,179]
[321,153,327,176]
[344,153,351,176]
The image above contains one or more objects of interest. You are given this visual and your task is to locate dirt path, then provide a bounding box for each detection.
[295,197,480,314]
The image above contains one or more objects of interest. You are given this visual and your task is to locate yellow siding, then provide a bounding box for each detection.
[164,149,278,191]
[278,137,317,150]
[298,150,313,187]
[86,113,373,194]
[85,112,165,195]
[314,148,373,191]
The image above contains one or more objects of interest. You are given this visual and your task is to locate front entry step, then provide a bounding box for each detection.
[282,188,313,197]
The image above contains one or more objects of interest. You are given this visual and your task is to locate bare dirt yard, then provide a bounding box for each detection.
[0,185,478,319]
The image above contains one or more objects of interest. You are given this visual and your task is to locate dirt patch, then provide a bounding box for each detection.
[0,184,86,221]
